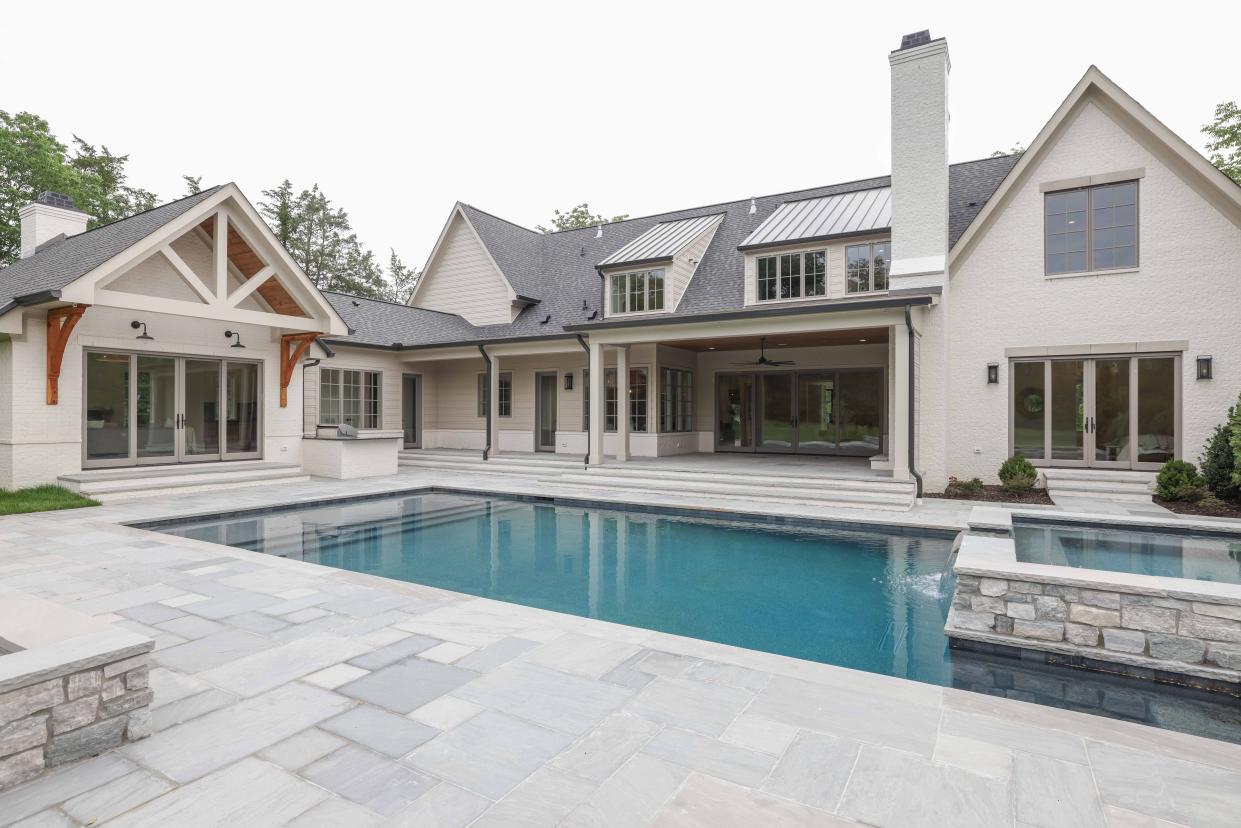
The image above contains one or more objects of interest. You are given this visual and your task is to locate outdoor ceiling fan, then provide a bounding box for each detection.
[731,337,795,367]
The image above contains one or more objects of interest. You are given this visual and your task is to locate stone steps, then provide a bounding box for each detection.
[1043,468,1157,506]
[58,463,309,502]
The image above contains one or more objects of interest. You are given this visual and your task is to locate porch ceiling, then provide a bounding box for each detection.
[659,326,889,352]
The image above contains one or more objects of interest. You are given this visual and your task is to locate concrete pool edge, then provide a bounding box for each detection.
[949,511,1241,689]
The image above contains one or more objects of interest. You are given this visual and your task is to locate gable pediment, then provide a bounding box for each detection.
[408,206,518,326]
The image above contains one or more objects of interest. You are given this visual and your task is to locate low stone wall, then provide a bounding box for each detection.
[0,629,154,791]
[948,574,1241,686]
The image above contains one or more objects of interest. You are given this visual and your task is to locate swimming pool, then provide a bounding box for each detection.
[1013,517,1241,585]
[145,490,1241,742]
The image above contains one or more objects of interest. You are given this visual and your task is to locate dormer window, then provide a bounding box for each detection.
[846,242,890,294]
[756,251,826,301]
[609,268,665,314]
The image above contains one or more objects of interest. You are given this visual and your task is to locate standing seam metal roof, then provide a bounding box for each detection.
[740,187,892,248]
[597,213,724,267]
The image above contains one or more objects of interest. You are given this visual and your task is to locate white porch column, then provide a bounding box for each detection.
[489,354,501,455]
[589,341,605,465]
[614,345,629,462]
[891,323,910,481]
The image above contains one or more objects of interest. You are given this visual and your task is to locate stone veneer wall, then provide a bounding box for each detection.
[947,575,1241,683]
[0,649,153,791]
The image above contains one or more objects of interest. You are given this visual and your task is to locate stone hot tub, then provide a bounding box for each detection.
[947,508,1241,692]
[0,593,154,791]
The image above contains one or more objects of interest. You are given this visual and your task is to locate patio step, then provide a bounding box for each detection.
[59,463,309,501]
[567,463,909,493]
[398,451,582,477]
[1042,468,1157,505]
[555,470,915,511]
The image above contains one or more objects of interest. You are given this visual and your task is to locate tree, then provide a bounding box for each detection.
[259,180,298,249]
[536,203,629,233]
[991,142,1025,158]
[0,111,81,263]
[1203,101,1241,183]
[384,249,419,304]
[69,137,158,224]
[182,175,203,195]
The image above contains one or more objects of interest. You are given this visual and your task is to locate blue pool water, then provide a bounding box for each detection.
[1014,518,1241,585]
[147,490,1241,742]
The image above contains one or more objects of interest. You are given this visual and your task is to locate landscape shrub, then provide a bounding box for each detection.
[957,477,984,495]
[1201,406,1239,502]
[998,454,1037,490]
[1231,393,1241,489]
[1156,459,1206,502]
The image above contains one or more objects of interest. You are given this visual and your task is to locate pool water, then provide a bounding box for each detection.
[148,491,1241,743]
[1013,519,1241,585]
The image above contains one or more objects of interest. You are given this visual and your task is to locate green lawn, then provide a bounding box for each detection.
[0,485,99,516]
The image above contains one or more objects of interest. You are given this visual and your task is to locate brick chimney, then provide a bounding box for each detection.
[888,30,950,289]
[19,192,89,258]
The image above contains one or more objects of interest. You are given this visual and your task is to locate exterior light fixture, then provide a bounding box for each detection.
[564,373,574,391]
[131,320,153,340]
[987,362,999,384]
[225,330,245,349]
[1197,355,1213,380]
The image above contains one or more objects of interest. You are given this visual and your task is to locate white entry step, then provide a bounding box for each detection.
[399,450,583,478]
[59,461,309,501]
[1042,468,1157,505]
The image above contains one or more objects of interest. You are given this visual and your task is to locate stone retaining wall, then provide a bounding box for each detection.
[947,574,1241,686]
[0,637,154,791]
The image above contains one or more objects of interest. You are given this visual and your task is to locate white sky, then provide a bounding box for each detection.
[3,1,1235,271]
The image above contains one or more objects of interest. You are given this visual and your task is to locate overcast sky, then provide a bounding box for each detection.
[3,1,1234,271]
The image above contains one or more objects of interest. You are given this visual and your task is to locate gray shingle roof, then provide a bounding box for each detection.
[0,187,222,310]
[597,213,724,268]
[739,187,892,249]
[322,291,481,348]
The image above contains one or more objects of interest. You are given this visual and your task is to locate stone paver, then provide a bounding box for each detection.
[0,468,1238,827]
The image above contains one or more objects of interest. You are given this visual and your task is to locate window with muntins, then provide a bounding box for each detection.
[609,269,665,314]
[846,242,889,294]
[1045,181,1137,275]
[756,251,827,301]
[476,372,513,417]
[604,367,649,433]
[320,368,381,429]
[660,368,693,432]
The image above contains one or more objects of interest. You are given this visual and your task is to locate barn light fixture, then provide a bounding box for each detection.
[225,330,245,349]
[131,320,153,341]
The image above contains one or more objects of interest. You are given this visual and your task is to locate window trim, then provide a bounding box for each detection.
[320,367,382,430]
[756,249,828,302]
[845,241,890,295]
[1043,180,1139,277]
[608,268,666,316]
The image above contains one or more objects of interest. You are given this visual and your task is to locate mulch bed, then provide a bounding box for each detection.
[927,483,1054,505]
[1154,497,1241,520]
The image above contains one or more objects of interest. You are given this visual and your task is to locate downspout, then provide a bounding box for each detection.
[904,304,924,499]
[576,334,590,468]
[478,344,492,461]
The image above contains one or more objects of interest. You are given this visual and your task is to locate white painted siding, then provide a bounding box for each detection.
[668,220,721,310]
[413,213,515,326]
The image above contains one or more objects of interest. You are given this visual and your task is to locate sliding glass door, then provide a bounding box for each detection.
[1009,355,1178,470]
[85,350,261,468]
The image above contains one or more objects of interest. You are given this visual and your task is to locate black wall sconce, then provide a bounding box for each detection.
[1197,355,1213,380]
[987,362,999,384]
[564,373,574,391]
[131,320,153,340]
[225,330,245,349]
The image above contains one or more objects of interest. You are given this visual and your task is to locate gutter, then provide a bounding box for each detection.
[0,288,65,318]
[904,304,924,499]
[478,344,492,461]
[575,334,590,468]
[319,333,580,352]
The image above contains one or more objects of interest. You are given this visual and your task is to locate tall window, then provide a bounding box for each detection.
[476,372,513,417]
[846,242,890,294]
[757,251,826,301]
[609,269,665,314]
[604,367,649,432]
[320,368,381,429]
[582,369,590,430]
[1045,181,1137,275]
[660,368,693,432]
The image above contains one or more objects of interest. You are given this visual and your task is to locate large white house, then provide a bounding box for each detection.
[2,31,1238,503]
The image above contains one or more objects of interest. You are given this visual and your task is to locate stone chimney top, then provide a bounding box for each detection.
[898,30,932,51]
[35,192,84,213]
[19,192,89,258]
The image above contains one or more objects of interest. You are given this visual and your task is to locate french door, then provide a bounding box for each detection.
[715,368,884,457]
[535,371,558,452]
[401,374,421,448]
[1010,355,1178,470]
[84,350,261,468]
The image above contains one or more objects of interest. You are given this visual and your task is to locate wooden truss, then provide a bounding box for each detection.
[280,332,319,407]
[46,305,89,405]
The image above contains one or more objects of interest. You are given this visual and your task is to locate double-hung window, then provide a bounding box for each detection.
[603,367,649,432]
[659,368,693,432]
[1045,181,1137,275]
[320,368,381,429]
[756,251,826,301]
[476,372,513,418]
[609,269,665,314]
[846,241,890,294]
